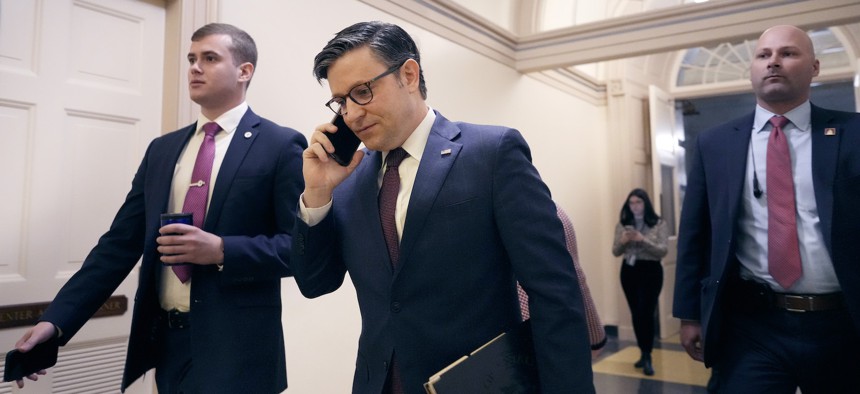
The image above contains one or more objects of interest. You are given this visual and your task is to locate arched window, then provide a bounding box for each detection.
[676,28,851,88]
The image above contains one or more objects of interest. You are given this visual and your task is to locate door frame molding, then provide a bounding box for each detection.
[162,0,218,132]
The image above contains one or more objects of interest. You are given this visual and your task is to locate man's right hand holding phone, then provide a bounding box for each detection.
[302,120,365,209]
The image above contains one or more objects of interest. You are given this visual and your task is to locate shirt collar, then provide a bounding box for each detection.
[383,106,435,164]
[753,100,811,133]
[195,101,249,135]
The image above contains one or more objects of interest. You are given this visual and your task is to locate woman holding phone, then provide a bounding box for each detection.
[611,188,669,376]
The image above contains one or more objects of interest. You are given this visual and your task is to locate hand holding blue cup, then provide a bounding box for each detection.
[159,213,192,265]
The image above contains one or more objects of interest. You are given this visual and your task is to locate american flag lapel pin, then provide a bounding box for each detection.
[441,148,452,156]
[824,128,836,136]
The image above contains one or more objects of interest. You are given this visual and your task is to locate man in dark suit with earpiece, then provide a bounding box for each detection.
[674,25,860,393]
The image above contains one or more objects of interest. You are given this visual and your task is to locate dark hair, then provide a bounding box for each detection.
[192,23,257,88]
[619,188,660,227]
[313,21,427,99]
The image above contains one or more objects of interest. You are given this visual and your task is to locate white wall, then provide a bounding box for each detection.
[219,1,613,392]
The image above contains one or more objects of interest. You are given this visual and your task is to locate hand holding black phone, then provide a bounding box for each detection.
[3,335,59,382]
[323,114,361,166]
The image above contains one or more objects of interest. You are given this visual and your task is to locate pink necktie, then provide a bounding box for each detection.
[379,148,408,268]
[378,148,407,394]
[766,116,802,289]
[174,121,220,283]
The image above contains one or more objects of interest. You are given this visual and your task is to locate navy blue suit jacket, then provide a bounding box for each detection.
[673,104,860,366]
[291,112,594,394]
[40,109,307,392]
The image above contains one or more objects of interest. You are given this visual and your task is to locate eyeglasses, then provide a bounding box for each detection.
[325,62,405,115]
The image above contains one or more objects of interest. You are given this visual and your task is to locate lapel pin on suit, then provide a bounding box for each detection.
[244,131,253,139]
[824,128,836,136]
[441,148,452,156]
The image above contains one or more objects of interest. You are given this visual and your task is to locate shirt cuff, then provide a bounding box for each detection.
[591,335,607,350]
[298,193,332,227]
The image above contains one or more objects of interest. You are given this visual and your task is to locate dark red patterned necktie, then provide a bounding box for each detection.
[379,147,408,268]
[766,115,802,289]
[378,148,407,394]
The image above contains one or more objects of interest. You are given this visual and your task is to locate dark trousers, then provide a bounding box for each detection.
[620,259,663,355]
[155,317,194,394]
[713,285,860,393]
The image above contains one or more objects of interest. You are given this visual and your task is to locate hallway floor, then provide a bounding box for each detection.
[592,334,711,393]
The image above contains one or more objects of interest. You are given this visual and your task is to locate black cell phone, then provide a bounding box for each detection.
[323,114,361,166]
[3,336,59,382]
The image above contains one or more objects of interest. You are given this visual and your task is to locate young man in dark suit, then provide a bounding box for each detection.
[292,21,594,394]
[13,23,306,393]
[674,25,860,393]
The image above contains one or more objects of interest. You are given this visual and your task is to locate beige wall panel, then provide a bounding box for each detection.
[0,103,32,276]
[63,112,138,267]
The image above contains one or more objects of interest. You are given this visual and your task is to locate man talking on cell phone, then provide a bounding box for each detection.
[291,21,594,394]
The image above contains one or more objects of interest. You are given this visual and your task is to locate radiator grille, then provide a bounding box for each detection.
[52,337,127,394]
[0,380,12,394]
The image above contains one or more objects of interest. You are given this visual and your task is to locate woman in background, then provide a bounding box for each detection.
[612,188,669,376]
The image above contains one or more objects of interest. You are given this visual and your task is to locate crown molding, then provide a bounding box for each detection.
[515,0,860,72]
[359,0,860,101]
[361,0,860,69]
[529,68,607,106]
[360,0,519,66]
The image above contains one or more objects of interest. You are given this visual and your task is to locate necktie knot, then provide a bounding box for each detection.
[769,115,789,130]
[385,148,408,169]
[202,121,221,137]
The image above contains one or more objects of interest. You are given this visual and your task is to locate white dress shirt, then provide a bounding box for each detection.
[159,102,246,311]
[737,101,840,293]
[299,107,436,242]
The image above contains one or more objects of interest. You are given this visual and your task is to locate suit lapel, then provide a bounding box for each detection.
[354,148,383,208]
[724,114,754,233]
[398,114,462,269]
[810,105,840,251]
[204,109,261,230]
[154,125,196,215]
[148,124,194,294]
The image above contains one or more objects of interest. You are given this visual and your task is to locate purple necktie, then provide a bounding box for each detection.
[379,147,408,268]
[174,121,220,283]
[378,147,407,394]
[767,115,802,289]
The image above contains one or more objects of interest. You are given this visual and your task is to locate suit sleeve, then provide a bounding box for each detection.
[289,211,348,298]
[39,141,153,343]
[673,135,711,321]
[219,129,307,283]
[492,129,595,393]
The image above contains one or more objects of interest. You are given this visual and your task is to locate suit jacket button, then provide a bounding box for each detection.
[391,302,401,313]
